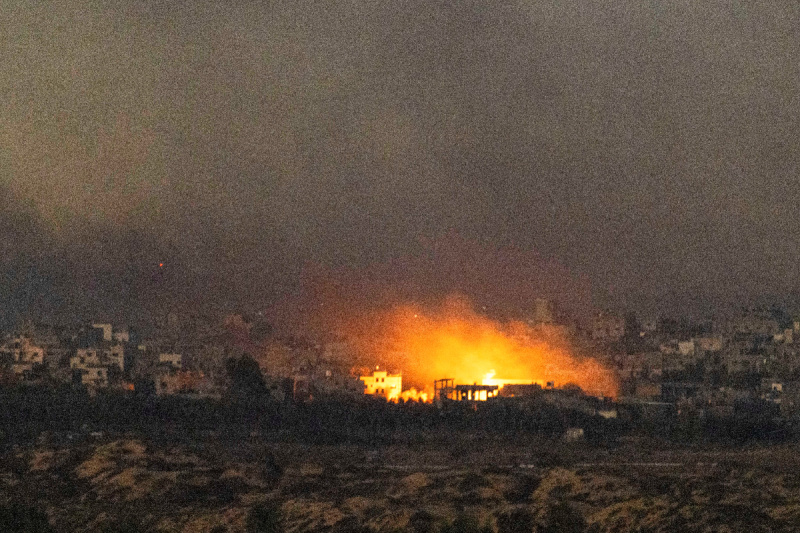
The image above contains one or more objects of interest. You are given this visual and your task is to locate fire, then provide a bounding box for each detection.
[359,368,429,402]
[398,388,428,403]
[482,370,544,389]
[343,296,618,399]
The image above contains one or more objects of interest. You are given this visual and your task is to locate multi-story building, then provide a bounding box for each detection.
[360,368,402,401]
[71,345,124,372]
[0,336,46,377]
[69,338,125,388]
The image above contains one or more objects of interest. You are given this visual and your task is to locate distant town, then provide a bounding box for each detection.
[3,297,800,436]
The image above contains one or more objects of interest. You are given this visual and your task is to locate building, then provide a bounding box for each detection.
[498,383,543,398]
[677,341,695,357]
[155,370,211,396]
[695,337,724,352]
[591,313,625,342]
[77,366,109,388]
[72,345,124,373]
[360,368,402,400]
[113,328,130,344]
[71,348,102,369]
[727,313,781,337]
[641,317,658,333]
[92,323,113,342]
[761,379,783,405]
[107,344,125,372]
[0,336,45,376]
[454,384,499,401]
[158,352,183,369]
[69,343,125,388]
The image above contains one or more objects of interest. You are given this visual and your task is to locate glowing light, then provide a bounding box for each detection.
[399,388,428,402]
[340,297,618,399]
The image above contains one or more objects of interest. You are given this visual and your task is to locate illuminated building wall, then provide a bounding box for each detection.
[360,369,402,401]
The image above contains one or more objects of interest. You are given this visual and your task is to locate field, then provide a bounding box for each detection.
[3,430,800,532]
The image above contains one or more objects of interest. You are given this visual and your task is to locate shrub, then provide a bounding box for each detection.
[246,503,283,533]
[504,475,541,503]
[439,514,491,533]
[0,502,55,533]
[539,502,585,533]
[331,516,373,533]
[458,472,490,492]
[408,510,438,533]
[496,508,535,533]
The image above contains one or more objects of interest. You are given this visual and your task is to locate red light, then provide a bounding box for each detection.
[159,263,164,268]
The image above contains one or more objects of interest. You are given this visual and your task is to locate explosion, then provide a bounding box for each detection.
[343,296,618,399]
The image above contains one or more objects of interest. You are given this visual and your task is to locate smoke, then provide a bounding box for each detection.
[336,294,618,398]
[265,233,596,336]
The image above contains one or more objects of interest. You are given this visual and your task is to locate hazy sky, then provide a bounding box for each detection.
[2,1,799,324]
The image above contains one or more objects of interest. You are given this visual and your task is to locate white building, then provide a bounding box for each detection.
[359,369,402,401]
[158,352,182,369]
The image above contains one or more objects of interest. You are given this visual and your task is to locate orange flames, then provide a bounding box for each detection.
[381,387,430,403]
[342,296,618,399]
[398,388,429,403]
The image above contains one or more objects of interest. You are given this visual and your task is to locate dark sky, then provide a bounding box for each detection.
[2,1,800,325]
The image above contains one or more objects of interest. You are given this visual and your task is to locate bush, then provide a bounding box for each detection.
[439,514,491,533]
[539,502,585,533]
[246,503,283,533]
[408,510,438,533]
[331,516,373,532]
[0,502,55,533]
[496,508,535,533]
[503,475,541,503]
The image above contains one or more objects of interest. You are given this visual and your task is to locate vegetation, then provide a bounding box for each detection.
[246,503,283,533]
[0,502,54,533]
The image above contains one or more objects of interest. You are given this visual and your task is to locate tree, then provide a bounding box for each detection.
[226,354,267,397]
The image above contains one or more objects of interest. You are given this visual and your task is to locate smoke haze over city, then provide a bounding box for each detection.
[3,1,800,325]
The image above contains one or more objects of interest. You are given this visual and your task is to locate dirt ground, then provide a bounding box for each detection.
[3,432,800,532]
